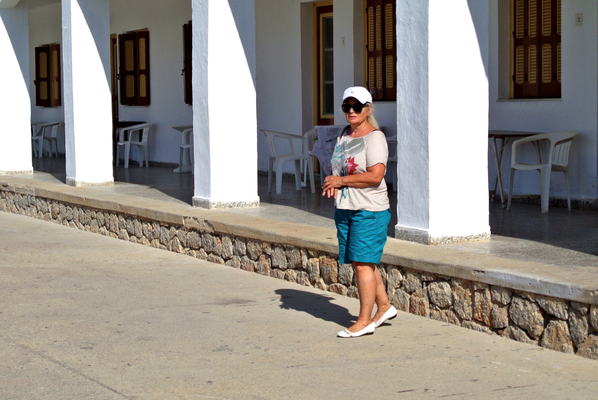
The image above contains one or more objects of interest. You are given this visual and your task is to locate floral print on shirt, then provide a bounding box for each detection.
[330,136,365,205]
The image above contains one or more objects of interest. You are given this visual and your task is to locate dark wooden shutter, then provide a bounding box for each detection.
[382,0,396,101]
[49,44,61,107]
[35,46,51,107]
[366,0,396,101]
[513,0,560,98]
[183,21,192,105]
[136,30,150,106]
[119,32,137,105]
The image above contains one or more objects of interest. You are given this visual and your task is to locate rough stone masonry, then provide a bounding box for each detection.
[2,188,598,360]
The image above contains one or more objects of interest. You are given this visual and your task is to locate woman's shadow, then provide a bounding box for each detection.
[274,288,355,326]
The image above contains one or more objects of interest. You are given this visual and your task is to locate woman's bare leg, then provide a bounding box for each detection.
[346,262,377,332]
[371,266,393,323]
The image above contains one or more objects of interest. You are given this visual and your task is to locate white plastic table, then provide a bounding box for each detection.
[488,130,542,207]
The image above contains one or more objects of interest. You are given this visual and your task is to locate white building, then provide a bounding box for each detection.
[0,0,594,244]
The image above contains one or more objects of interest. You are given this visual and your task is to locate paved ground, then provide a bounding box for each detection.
[2,212,598,399]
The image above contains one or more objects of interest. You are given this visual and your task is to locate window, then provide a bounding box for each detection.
[183,21,192,105]
[365,0,396,101]
[512,0,561,98]
[119,30,150,106]
[35,43,61,107]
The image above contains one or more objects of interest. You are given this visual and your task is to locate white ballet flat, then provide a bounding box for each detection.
[337,322,376,338]
[374,305,397,328]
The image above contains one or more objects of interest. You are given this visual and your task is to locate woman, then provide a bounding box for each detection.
[322,86,397,338]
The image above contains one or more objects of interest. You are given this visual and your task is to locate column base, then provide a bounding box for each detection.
[0,169,33,175]
[395,225,491,245]
[66,178,114,187]
[193,196,260,209]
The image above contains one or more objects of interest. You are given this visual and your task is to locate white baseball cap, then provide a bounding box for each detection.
[342,86,373,104]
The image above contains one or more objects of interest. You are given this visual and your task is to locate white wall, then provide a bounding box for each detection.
[489,0,598,202]
[110,0,192,165]
[29,2,64,154]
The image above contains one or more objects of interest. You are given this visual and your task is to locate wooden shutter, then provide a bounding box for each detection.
[35,46,51,107]
[119,32,138,105]
[136,30,150,106]
[366,0,396,101]
[513,0,560,98]
[49,44,61,107]
[183,21,192,105]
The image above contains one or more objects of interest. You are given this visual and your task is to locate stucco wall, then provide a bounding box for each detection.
[489,0,598,202]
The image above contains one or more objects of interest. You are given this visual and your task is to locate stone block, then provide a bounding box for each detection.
[233,237,246,257]
[338,263,353,286]
[490,286,512,305]
[187,231,201,250]
[501,326,537,344]
[329,283,348,296]
[569,309,589,348]
[409,288,429,317]
[473,288,493,326]
[540,320,574,354]
[240,256,255,272]
[492,304,509,329]
[402,271,422,294]
[208,254,225,265]
[577,335,598,360]
[225,258,241,269]
[298,271,310,286]
[307,258,320,284]
[390,288,409,312]
[202,233,222,256]
[386,266,403,290]
[430,307,460,325]
[286,248,301,269]
[256,255,271,276]
[537,294,568,320]
[428,281,453,309]
[571,301,589,315]
[589,305,598,331]
[271,246,287,270]
[509,296,544,339]
[452,281,473,321]
[221,236,234,260]
[320,257,338,284]
[462,320,492,333]
[285,269,298,283]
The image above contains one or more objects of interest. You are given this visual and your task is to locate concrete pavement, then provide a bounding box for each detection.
[2,211,598,399]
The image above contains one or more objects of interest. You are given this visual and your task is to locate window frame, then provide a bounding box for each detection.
[510,0,561,99]
[118,29,150,106]
[34,43,61,107]
[364,0,396,102]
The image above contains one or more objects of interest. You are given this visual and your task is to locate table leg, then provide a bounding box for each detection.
[490,137,507,207]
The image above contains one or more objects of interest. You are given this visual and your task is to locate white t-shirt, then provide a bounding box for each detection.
[331,128,390,211]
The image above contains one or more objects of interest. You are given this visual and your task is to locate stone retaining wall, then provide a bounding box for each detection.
[2,188,598,360]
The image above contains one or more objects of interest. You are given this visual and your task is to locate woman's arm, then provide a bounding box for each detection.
[322,163,386,194]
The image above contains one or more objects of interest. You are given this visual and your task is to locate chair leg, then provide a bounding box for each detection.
[507,168,515,210]
[294,160,302,191]
[564,170,571,211]
[275,159,283,195]
[267,158,273,193]
[308,157,315,194]
[124,143,131,168]
[144,145,149,167]
[540,166,551,213]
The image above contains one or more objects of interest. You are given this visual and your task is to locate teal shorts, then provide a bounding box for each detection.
[334,208,391,264]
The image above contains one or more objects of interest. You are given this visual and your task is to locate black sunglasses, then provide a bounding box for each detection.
[341,102,366,114]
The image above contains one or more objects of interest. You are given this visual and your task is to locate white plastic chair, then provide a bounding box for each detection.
[31,124,45,159]
[116,123,152,168]
[43,122,60,158]
[261,129,315,195]
[178,127,193,173]
[302,129,325,188]
[507,131,577,213]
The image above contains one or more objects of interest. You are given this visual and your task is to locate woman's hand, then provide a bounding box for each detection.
[322,175,342,198]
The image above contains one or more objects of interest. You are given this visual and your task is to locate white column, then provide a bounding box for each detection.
[0,3,32,175]
[191,0,259,208]
[62,0,113,186]
[395,0,490,244]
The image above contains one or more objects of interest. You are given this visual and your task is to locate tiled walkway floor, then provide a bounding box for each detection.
[25,158,598,269]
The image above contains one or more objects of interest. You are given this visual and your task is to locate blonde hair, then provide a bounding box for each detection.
[366,103,379,129]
